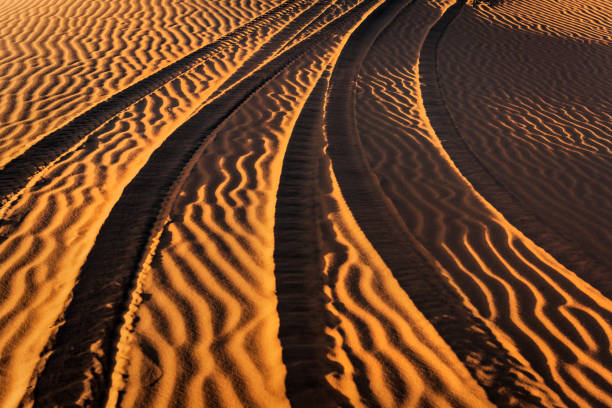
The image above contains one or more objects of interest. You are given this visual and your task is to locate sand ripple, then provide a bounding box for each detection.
[0,0,286,169]
[439,3,612,283]
[356,0,612,406]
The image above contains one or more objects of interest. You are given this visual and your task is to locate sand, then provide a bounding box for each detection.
[0,0,610,407]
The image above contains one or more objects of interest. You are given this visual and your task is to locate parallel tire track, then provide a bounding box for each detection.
[30,59,294,408]
[324,0,547,405]
[0,0,309,205]
[30,36,309,408]
[28,3,378,406]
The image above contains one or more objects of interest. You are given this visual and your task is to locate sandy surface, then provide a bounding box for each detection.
[0,0,610,407]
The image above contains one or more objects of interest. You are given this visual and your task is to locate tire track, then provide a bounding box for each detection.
[27,4,377,406]
[419,1,612,302]
[272,5,492,405]
[273,71,353,407]
[107,35,343,408]
[354,0,612,406]
[0,0,309,205]
[29,53,301,408]
[1,2,323,405]
[324,0,552,405]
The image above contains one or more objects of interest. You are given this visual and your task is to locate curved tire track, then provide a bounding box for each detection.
[273,71,353,407]
[418,0,612,300]
[30,35,312,408]
[324,0,547,406]
[28,4,381,406]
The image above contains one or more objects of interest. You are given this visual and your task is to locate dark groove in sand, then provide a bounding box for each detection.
[325,1,546,406]
[0,0,309,204]
[418,0,612,300]
[274,72,352,408]
[29,4,386,405]
[30,36,313,408]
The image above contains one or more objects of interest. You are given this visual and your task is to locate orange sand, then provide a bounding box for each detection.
[0,0,610,407]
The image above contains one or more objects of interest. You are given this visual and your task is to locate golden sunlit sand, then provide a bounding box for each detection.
[0,0,610,406]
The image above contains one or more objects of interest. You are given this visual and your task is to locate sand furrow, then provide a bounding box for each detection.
[317,116,492,408]
[273,70,351,407]
[271,27,492,405]
[0,0,286,169]
[26,39,334,408]
[325,0,562,405]
[110,40,337,408]
[353,0,612,406]
[279,0,366,53]
[0,2,333,406]
[26,2,397,405]
[0,0,314,205]
[112,2,493,405]
[420,1,612,308]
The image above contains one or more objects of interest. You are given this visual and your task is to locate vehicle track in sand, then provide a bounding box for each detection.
[0,0,312,205]
[419,0,612,304]
[273,71,353,408]
[2,1,610,407]
[354,1,612,406]
[28,2,382,406]
[325,0,564,406]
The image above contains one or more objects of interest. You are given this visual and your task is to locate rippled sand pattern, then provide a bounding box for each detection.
[0,0,284,167]
[0,0,610,407]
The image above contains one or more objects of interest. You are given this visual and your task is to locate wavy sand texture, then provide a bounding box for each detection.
[0,0,326,204]
[315,40,490,408]
[472,0,612,42]
[438,0,612,273]
[0,2,324,406]
[0,0,285,168]
[29,2,389,406]
[113,33,339,408]
[116,2,492,406]
[318,118,491,408]
[0,0,610,406]
[356,0,612,406]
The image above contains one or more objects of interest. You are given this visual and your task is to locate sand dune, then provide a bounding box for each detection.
[113,51,332,408]
[0,1,328,405]
[116,2,493,405]
[0,0,610,407]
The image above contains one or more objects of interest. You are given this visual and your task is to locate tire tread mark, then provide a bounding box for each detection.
[0,0,310,205]
[419,1,612,299]
[28,4,380,406]
[274,71,353,408]
[326,1,546,406]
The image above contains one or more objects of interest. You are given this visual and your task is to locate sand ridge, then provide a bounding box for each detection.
[472,0,612,43]
[115,1,493,405]
[353,0,612,406]
[438,1,612,274]
[0,1,326,405]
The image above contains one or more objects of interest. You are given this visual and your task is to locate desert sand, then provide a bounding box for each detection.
[0,0,610,407]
